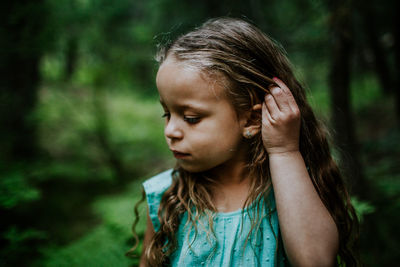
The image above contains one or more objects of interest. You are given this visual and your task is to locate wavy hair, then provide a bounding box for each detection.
[133,17,359,266]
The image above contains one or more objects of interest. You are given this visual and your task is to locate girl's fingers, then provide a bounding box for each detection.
[270,86,290,112]
[273,77,299,113]
[262,100,274,124]
[272,77,288,92]
[264,93,280,121]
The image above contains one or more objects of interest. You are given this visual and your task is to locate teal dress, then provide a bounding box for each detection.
[143,169,287,266]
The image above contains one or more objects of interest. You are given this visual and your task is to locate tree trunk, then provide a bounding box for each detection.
[357,0,392,94]
[64,36,78,81]
[328,0,368,198]
[394,1,400,126]
[64,0,79,82]
[0,1,47,162]
[93,87,127,184]
[0,1,48,264]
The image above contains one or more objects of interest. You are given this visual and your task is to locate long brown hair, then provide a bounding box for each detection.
[137,17,359,266]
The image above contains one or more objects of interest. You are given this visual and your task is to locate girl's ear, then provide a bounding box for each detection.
[242,104,262,139]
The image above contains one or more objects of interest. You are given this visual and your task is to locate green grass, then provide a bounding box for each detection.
[37,179,147,267]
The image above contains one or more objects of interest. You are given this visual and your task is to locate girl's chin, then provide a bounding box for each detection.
[177,160,222,174]
[178,164,208,173]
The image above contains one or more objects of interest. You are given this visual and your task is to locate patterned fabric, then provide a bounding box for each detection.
[143,169,287,266]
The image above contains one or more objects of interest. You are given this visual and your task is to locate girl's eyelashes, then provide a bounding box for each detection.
[161,113,200,124]
[183,116,200,124]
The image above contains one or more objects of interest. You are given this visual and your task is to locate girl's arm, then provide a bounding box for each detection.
[269,151,338,266]
[262,78,339,266]
[139,210,155,267]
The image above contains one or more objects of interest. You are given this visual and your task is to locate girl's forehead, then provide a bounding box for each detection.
[157,57,229,101]
[159,55,226,81]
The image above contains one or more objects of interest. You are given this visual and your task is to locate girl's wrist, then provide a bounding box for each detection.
[267,149,301,157]
[266,143,300,155]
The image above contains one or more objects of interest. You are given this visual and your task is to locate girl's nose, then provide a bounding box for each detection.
[164,119,183,140]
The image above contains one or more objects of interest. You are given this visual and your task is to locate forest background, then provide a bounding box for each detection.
[1,0,399,266]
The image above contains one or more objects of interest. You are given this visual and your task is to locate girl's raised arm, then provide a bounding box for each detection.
[263,78,339,266]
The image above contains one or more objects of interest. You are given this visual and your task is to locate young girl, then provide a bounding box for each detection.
[134,17,359,266]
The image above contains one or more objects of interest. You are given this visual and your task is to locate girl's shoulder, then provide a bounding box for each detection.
[142,169,174,231]
[142,169,173,195]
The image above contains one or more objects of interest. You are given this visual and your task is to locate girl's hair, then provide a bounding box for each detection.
[137,17,359,266]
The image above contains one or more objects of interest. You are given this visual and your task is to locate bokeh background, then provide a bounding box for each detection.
[1,0,399,266]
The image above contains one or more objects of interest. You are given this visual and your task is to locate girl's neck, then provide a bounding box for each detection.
[206,157,253,213]
[207,141,251,185]
[207,155,249,186]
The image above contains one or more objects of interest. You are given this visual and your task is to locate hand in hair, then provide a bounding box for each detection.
[264,78,339,266]
[260,77,301,155]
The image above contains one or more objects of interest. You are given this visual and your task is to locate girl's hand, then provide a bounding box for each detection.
[261,77,301,154]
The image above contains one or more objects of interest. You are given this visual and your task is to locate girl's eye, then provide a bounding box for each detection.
[161,113,170,119]
[184,116,200,124]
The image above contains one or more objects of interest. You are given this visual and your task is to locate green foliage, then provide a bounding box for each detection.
[1,226,47,265]
[42,0,162,91]
[39,226,134,267]
[305,70,383,121]
[41,54,65,82]
[0,168,40,209]
[3,0,400,265]
[351,197,375,222]
[34,85,171,183]
[4,226,47,250]
[37,179,146,267]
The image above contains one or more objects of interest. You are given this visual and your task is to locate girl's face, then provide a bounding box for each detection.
[156,57,248,173]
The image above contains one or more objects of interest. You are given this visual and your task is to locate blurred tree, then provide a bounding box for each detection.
[0,0,52,265]
[93,87,128,184]
[327,0,369,198]
[65,36,78,81]
[394,1,400,125]
[63,0,80,81]
[355,0,392,94]
[0,1,49,162]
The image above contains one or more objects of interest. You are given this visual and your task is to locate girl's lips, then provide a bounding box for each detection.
[171,150,190,159]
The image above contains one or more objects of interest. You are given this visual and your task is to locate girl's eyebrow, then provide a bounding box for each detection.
[159,99,208,112]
